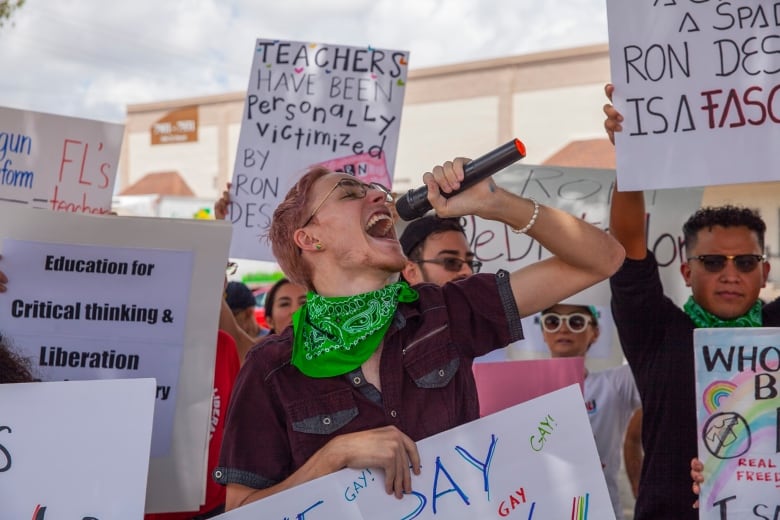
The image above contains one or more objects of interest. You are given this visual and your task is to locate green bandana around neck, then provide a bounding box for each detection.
[291,281,419,378]
[683,296,763,328]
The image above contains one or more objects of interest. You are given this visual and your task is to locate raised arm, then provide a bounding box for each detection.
[218,299,256,364]
[422,160,625,317]
[604,83,648,260]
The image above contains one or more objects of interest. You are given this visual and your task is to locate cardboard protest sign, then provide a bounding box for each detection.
[463,164,702,356]
[0,205,232,513]
[605,1,780,190]
[694,328,780,519]
[213,385,614,520]
[0,379,155,519]
[227,38,409,260]
[0,106,124,212]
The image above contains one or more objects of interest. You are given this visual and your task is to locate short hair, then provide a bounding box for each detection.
[268,166,331,291]
[683,205,766,254]
[264,278,291,321]
[399,216,467,261]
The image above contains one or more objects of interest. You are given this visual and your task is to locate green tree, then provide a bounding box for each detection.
[0,0,26,28]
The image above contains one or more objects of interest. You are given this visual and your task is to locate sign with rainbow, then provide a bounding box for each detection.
[694,328,780,519]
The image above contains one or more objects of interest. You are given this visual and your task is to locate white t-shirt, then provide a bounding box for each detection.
[584,364,641,520]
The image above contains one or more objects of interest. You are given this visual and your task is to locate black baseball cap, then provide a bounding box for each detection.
[225,281,255,311]
[399,215,466,257]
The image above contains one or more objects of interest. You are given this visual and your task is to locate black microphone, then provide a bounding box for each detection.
[395,138,526,221]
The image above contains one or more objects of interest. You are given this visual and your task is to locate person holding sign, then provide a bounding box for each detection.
[215,157,625,510]
[539,303,642,520]
[604,83,780,520]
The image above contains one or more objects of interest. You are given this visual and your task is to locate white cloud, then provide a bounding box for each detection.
[0,0,609,122]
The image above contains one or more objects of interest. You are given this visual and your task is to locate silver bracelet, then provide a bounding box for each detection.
[511,197,539,234]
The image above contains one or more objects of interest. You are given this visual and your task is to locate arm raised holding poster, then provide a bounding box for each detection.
[603,84,780,520]
[215,156,625,510]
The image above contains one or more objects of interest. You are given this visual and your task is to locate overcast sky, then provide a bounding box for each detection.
[0,0,609,123]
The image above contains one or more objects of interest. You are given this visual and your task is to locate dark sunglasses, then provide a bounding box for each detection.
[540,312,592,333]
[304,178,393,227]
[688,254,765,274]
[416,257,482,273]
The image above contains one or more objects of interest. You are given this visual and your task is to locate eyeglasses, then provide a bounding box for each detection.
[688,254,765,274]
[303,178,393,227]
[416,257,482,273]
[540,312,593,333]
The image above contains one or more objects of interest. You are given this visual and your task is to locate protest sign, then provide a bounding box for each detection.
[462,164,702,356]
[605,1,780,190]
[0,205,232,513]
[1,238,191,457]
[473,357,585,416]
[694,328,780,519]
[227,38,409,260]
[0,105,124,212]
[0,379,155,520]
[213,384,614,519]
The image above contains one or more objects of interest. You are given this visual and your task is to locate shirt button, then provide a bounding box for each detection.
[390,410,397,418]
[214,470,223,479]
[352,376,362,385]
[323,417,332,425]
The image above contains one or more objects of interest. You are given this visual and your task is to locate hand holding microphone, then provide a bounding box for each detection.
[395,139,526,221]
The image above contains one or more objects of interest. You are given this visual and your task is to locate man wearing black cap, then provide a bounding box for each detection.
[399,215,482,286]
[224,281,264,339]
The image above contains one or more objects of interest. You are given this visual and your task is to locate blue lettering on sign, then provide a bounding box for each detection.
[432,456,470,514]
[454,434,498,498]
[399,433,499,519]
[344,468,375,501]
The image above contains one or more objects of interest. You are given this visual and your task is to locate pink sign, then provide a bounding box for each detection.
[317,151,391,189]
[473,358,585,417]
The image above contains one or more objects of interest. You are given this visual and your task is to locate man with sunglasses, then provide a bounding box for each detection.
[539,304,642,520]
[604,83,780,520]
[398,215,480,286]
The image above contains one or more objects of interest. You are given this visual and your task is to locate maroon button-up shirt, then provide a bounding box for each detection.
[215,271,522,490]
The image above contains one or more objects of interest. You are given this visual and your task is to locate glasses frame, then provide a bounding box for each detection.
[540,312,593,333]
[687,254,766,274]
[303,178,393,227]
[416,257,483,274]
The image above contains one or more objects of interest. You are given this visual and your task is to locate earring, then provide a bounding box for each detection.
[315,243,323,250]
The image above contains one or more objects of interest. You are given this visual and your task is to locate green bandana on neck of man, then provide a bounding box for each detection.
[291,281,419,378]
[683,296,763,328]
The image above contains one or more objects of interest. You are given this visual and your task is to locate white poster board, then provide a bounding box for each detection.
[1,238,192,458]
[605,1,780,190]
[459,164,702,356]
[0,379,155,519]
[694,328,780,519]
[0,106,124,212]
[227,38,409,260]
[214,385,614,519]
[0,205,232,513]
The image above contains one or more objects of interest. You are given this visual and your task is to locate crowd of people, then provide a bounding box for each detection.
[1,81,771,520]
